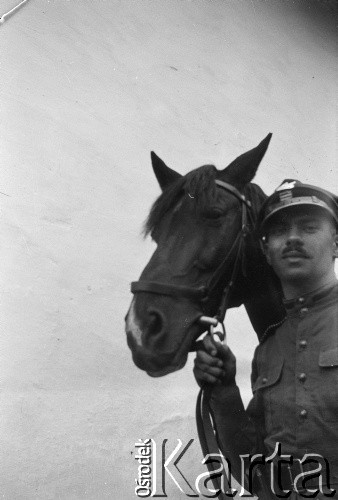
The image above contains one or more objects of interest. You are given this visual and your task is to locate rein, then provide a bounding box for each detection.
[131,180,254,499]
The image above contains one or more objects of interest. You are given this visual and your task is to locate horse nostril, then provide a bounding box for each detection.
[147,308,166,336]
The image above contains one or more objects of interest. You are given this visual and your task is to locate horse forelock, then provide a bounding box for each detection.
[143,164,217,238]
[184,164,218,209]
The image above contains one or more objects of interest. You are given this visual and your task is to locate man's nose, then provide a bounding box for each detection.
[285,225,302,243]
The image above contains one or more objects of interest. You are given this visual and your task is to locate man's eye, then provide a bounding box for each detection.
[303,224,318,232]
[269,226,286,236]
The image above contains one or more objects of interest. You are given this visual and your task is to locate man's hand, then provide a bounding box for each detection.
[193,335,237,388]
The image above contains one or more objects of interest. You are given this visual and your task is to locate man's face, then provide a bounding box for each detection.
[264,207,338,286]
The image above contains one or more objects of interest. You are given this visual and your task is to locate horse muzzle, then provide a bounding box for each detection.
[125,297,204,376]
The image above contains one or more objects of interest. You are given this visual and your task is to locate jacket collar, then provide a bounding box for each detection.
[283,280,338,315]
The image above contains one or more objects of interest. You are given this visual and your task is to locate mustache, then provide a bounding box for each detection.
[282,245,310,258]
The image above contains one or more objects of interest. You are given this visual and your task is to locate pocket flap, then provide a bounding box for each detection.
[252,359,284,392]
[319,347,338,367]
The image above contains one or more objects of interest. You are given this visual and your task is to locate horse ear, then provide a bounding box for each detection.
[221,133,272,187]
[151,151,182,191]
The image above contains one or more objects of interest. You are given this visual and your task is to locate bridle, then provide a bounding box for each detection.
[130,180,256,499]
[131,179,253,332]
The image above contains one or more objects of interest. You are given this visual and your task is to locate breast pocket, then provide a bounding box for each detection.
[252,357,284,434]
[318,348,338,422]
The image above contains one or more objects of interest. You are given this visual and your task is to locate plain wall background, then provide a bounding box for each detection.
[1,0,337,498]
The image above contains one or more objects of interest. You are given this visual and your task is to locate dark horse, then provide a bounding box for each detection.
[125,134,285,377]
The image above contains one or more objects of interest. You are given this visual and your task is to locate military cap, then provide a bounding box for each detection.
[258,179,338,235]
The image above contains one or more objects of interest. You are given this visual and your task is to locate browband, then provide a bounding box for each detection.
[215,180,251,208]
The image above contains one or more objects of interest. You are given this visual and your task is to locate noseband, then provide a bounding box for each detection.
[131,180,253,327]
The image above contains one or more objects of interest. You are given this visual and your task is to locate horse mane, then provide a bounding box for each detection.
[143,164,218,238]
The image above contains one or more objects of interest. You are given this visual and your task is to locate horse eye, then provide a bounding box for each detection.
[204,209,224,220]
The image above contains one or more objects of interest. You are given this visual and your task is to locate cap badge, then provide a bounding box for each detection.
[276,180,296,191]
[279,190,293,203]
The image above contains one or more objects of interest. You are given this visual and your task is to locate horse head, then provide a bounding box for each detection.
[125,134,284,376]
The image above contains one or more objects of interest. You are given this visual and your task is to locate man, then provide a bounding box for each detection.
[194,179,338,499]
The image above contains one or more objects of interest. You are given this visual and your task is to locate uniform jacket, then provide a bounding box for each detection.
[210,282,338,496]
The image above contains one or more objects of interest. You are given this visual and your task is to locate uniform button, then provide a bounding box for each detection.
[299,340,307,348]
[262,377,268,384]
[300,307,309,315]
[298,373,307,382]
[300,409,307,418]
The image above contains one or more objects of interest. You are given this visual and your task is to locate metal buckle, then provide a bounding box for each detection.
[210,321,226,343]
[199,316,226,343]
[199,316,218,327]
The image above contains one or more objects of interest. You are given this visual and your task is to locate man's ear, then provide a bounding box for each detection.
[261,237,272,265]
[333,233,338,259]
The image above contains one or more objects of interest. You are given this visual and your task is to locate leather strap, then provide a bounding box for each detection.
[196,388,231,499]
[215,180,252,208]
[131,281,207,300]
